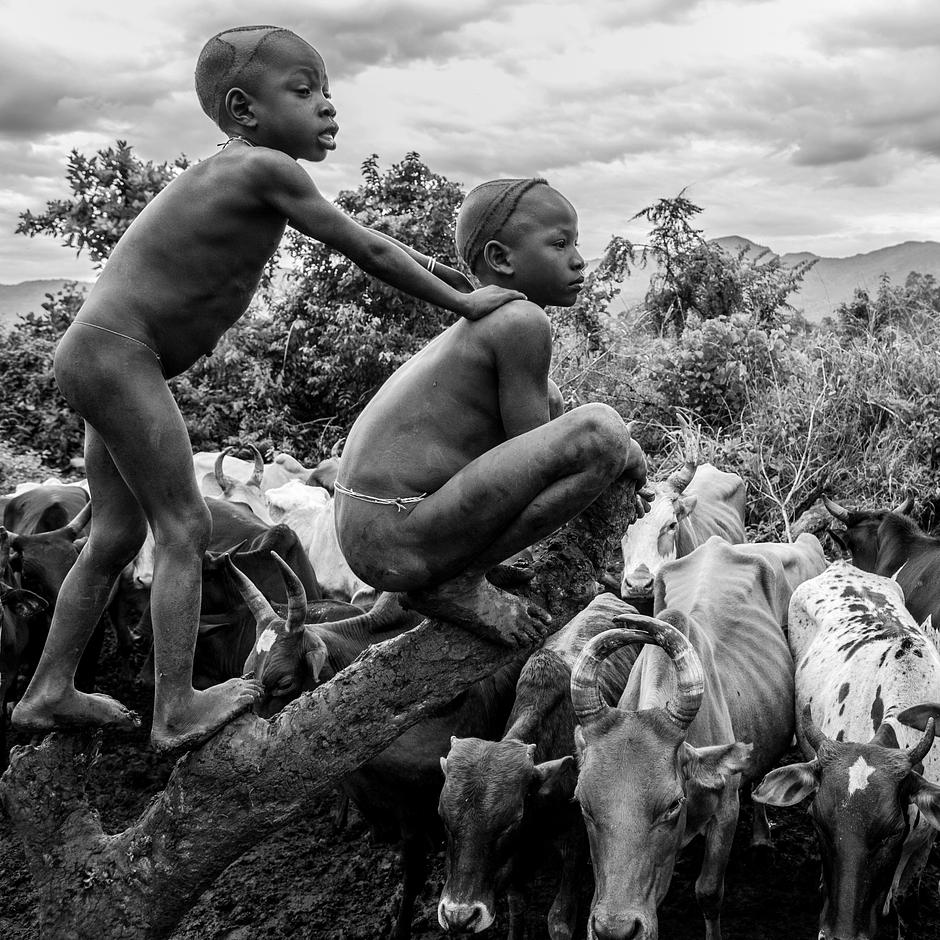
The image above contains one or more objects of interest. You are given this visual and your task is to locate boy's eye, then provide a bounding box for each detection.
[297,86,311,96]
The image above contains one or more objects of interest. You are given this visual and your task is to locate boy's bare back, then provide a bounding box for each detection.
[340,298,552,501]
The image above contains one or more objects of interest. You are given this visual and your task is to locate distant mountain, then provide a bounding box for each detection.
[607,238,940,323]
[0,279,91,331]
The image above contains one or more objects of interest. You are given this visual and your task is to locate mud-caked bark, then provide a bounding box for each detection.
[0,478,637,939]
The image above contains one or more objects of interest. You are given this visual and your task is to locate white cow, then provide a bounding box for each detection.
[191,448,314,493]
[754,563,940,940]
[620,462,746,601]
[197,446,272,524]
[265,480,375,608]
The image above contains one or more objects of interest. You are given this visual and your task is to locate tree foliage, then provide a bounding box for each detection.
[0,284,86,464]
[633,190,814,334]
[837,271,940,337]
[16,141,189,267]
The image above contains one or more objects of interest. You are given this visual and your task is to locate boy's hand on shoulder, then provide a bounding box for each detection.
[461,285,527,321]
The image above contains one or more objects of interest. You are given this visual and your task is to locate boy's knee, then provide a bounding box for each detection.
[572,403,631,468]
[86,516,149,570]
[154,502,212,553]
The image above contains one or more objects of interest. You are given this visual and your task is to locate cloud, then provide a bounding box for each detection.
[816,5,940,52]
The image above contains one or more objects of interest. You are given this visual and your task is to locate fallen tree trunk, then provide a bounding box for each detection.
[0,478,636,939]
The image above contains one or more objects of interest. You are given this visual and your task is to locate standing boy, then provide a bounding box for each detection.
[336,178,649,645]
[12,26,523,751]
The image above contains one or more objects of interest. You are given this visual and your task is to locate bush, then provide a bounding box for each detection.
[646,312,799,427]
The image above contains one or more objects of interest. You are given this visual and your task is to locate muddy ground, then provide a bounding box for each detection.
[2,625,940,940]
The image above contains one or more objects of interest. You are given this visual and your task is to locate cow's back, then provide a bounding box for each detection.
[677,465,746,554]
[3,484,88,534]
[632,537,824,775]
[788,562,940,774]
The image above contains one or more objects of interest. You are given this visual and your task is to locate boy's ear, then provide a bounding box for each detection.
[224,87,257,129]
[480,239,514,276]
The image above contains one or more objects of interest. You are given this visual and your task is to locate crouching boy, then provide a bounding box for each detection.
[335,178,649,644]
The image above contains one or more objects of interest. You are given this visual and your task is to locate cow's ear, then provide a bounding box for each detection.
[752,761,820,807]
[675,494,698,521]
[531,755,578,801]
[827,526,848,552]
[301,627,328,681]
[681,741,753,791]
[72,535,88,551]
[908,773,940,830]
[6,588,47,620]
[897,703,940,732]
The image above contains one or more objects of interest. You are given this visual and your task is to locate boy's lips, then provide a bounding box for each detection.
[318,125,339,150]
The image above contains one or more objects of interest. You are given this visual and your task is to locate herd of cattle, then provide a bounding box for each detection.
[3,449,940,940]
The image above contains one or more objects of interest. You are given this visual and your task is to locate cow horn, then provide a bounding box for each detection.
[214,447,235,493]
[666,462,696,494]
[893,494,915,516]
[247,443,264,488]
[64,499,92,537]
[571,629,631,725]
[800,703,829,754]
[613,611,705,730]
[907,717,936,767]
[822,495,850,523]
[330,437,345,459]
[223,555,278,632]
[270,551,307,635]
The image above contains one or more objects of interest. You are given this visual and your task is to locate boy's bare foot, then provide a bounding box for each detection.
[485,561,536,590]
[150,677,264,753]
[12,688,141,733]
[403,572,552,647]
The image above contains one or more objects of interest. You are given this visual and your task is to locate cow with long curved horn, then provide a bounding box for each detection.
[202,446,272,523]
[574,536,823,940]
[753,561,940,940]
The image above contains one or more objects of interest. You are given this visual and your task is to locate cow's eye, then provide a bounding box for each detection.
[663,796,686,819]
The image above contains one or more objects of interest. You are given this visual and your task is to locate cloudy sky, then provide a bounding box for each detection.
[2,0,938,284]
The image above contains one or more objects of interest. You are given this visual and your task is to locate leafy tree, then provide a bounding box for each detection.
[0,284,87,464]
[632,190,813,334]
[16,140,189,266]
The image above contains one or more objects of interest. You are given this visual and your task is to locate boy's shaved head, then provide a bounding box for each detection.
[455,178,549,274]
[195,25,309,126]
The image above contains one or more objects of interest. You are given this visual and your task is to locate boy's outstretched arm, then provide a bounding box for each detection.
[371,230,474,295]
[261,154,521,319]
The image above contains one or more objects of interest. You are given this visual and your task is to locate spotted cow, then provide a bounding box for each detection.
[754,562,940,940]
[619,462,746,603]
